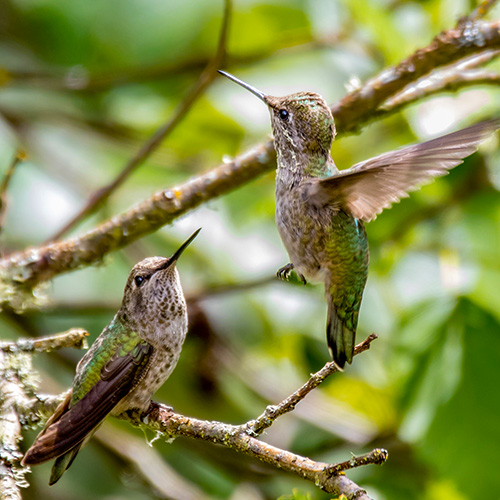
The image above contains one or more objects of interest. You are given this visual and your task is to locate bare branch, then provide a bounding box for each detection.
[47,0,232,242]
[242,334,378,437]
[381,49,500,113]
[3,20,500,305]
[0,153,24,237]
[0,328,89,353]
[325,448,389,475]
[464,0,499,22]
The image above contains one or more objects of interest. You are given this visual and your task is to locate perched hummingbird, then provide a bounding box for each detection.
[22,228,200,484]
[219,70,499,368]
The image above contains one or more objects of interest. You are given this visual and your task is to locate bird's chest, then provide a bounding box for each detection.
[275,181,335,280]
[112,317,187,414]
[275,178,369,283]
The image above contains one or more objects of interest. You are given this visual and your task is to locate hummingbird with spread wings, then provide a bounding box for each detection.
[219,70,499,368]
[22,229,200,484]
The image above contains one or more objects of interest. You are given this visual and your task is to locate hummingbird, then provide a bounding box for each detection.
[219,70,499,368]
[22,228,200,484]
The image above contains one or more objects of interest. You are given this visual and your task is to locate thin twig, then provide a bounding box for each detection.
[465,0,499,22]
[242,334,378,437]
[3,20,500,303]
[3,30,347,93]
[325,448,389,475]
[380,49,500,113]
[0,152,24,236]
[186,274,278,303]
[47,0,232,243]
[0,328,89,353]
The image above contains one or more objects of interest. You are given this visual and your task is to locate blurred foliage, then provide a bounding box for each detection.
[1,0,500,499]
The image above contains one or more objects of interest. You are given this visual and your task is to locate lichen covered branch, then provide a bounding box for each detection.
[331,20,500,133]
[0,350,34,499]
[131,403,385,499]
[0,328,89,353]
[381,49,500,114]
[15,334,384,498]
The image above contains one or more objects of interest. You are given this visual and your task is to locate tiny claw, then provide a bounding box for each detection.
[277,263,294,281]
[298,273,307,285]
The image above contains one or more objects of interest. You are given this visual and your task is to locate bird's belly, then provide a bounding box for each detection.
[275,191,369,285]
[112,330,185,414]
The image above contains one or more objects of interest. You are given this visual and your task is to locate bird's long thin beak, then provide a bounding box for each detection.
[168,228,201,266]
[218,70,267,103]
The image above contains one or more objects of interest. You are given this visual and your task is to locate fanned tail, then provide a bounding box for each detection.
[326,295,356,368]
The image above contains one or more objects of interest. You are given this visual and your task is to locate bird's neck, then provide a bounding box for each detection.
[276,149,336,187]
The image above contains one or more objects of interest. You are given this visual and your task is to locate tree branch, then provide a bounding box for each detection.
[380,49,500,114]
[0,350,34,499]
[242,333,378,437]
[0,153,24,237]
[331,20,500,133]
[0,328,89,353]
[47,0,232,242]
[2,20,500,306]
[17,335,383,498]
[128,403,385,499]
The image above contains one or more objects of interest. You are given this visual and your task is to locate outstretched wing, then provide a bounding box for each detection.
[22,341,152,466]
[302,119,499,222]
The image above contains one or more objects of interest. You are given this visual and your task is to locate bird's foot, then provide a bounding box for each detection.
[277,263,307,285]
[277,263,294,281]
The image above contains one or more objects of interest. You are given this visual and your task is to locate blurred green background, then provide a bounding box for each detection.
[1,0,500,499]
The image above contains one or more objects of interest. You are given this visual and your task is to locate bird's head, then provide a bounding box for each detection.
[119,228,200,331]
[219,71,335,172]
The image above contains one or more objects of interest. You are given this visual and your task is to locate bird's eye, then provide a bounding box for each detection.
[134,276,146,287]
[279,109,289,121]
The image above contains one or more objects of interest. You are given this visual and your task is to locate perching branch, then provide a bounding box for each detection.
[130,403,386,499]
[47,0,232,242]
[2,19,500,306]
[17,334,384,498]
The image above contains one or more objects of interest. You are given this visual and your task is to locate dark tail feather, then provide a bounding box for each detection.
[49,444,82,485]
[326,298,355,368]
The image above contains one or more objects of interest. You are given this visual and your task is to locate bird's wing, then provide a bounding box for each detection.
[22,341,152,466]
[301,119,499,222]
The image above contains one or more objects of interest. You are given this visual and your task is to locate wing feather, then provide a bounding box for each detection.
[22,342,152,465]
[303,119,499,221]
